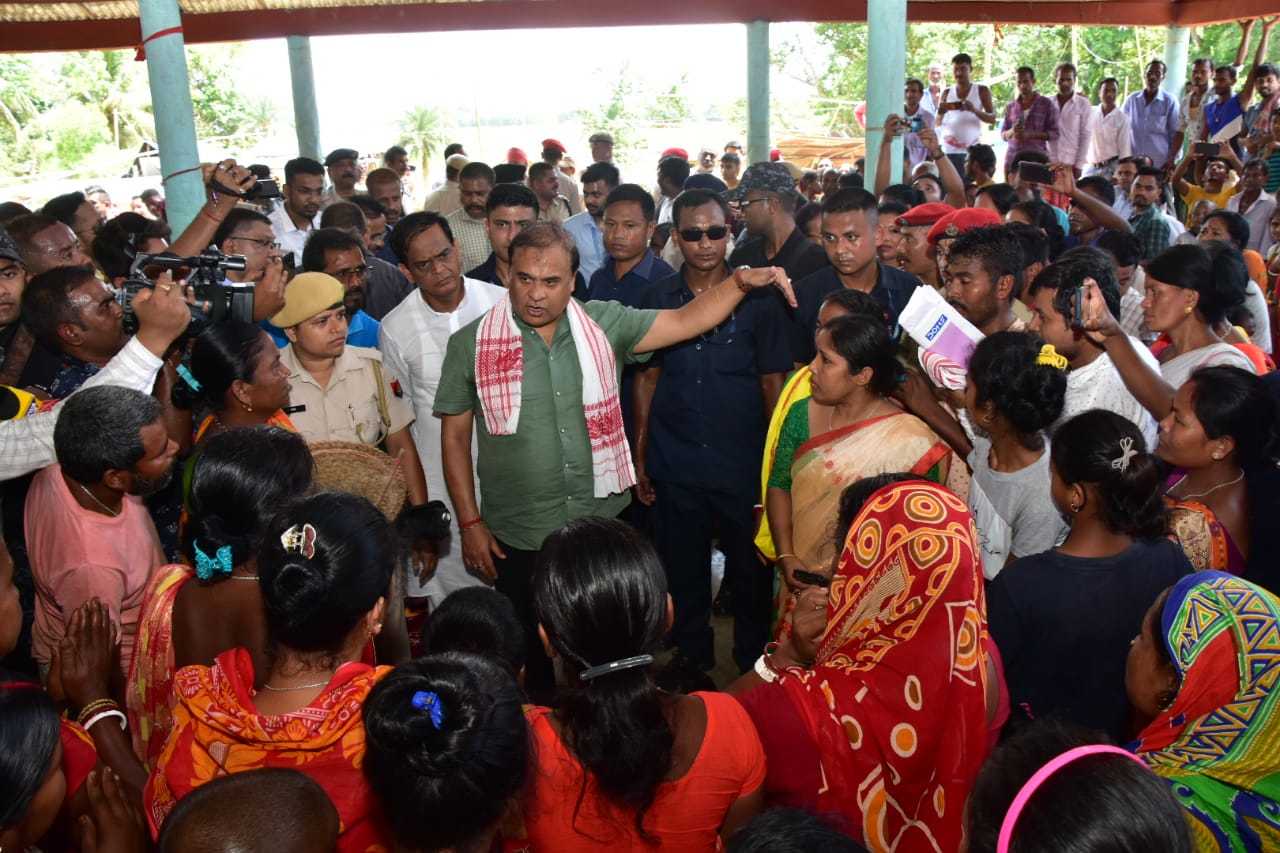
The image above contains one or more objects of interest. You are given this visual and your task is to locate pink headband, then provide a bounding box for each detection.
[996,744,1147,853]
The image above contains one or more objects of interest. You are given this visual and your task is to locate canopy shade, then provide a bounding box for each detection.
[2,0,1276,53]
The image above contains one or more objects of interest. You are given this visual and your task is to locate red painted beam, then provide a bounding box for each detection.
[0,0,1255,55]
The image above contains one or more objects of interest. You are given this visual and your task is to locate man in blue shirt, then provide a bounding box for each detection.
[634,188,793,673]
[1205,27,1273,148]
[587,184,676,444]
[1122,61,1181,170]
[791,188,922,364]
[587,184,676,306]
[563,162,619,283]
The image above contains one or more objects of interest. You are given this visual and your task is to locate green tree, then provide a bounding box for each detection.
[186,45,269,148]
[578,71,642,156]
[648,76,693,126]
[783,20,1279,136]
[398,106,445,177]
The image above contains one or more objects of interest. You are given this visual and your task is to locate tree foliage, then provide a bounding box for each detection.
[398,106,445,177]
[577,70,644,155]
[780,20,1280,137]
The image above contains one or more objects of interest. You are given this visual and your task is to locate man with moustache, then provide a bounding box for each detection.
[632,188,793,673]
[323,148,363,204]
[380,212,505,607]
[298,228,384,347]
[270,157,325,260]
[434,221,796,695]
[445,162,495,273]
[364,168,406,228]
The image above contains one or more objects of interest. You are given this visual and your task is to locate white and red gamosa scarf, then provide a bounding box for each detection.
[474,295,635,497]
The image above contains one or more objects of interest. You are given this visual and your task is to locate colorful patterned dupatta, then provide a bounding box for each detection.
[1133,571,1280,852]
[776,482,991,852]
[125,562,193,766]
[144,647,391,851]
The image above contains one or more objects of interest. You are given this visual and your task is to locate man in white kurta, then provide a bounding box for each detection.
[379,211,505,603]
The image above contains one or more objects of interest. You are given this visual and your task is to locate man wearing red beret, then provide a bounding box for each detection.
[926,206,1002,275]
[894,201,953,288]
[540,139,583,216]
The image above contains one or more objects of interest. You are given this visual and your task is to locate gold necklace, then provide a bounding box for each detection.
[76,482,119,517]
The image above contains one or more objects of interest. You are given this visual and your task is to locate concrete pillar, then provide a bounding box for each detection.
[866,0,908,185]
[288,35,322,161]
[138,0,203,234]
[747,21,770,166]
[1162,25,1191,101]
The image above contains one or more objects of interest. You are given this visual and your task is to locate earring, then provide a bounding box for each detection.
[240,399,254,413]
[1184,306,1193,316]
[1069,501,1081,514]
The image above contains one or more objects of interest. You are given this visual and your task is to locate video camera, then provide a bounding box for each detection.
[116,249,255,336]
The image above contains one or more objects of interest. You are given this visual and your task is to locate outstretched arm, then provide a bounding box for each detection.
[636,267,796,353]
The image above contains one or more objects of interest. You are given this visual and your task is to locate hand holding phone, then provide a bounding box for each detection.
[1194,142,1220,157]
[1018,161,1055,186]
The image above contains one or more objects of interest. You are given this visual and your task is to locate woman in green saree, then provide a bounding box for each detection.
[766,313,953,602]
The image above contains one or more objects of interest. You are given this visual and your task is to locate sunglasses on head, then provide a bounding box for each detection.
[678,226,729,242]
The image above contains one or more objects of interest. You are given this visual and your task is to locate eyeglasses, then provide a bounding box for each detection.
[230,235,280,250]
[678,226,730,242]
[741,197,771,209]
[409,246,454,275]
[332,264,369,281]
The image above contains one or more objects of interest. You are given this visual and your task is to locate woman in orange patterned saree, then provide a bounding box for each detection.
[127,427,313,766]
[732,478,997,852]
[145,492,397,852]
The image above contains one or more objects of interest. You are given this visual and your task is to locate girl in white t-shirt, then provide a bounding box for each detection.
[962,332,1070,579]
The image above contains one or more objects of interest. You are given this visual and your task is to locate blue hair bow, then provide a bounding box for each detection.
[411,690,444,729]
[194,541,234,580]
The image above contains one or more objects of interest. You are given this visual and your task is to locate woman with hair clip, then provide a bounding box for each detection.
[364,652,529,853]
[518,517,765,850]
[987,410,1191,741]
[730,476,999,852]
[182,320,295,446]
[126,426,314,766]
[962,331,1068,578]
[964,718,1190,853]
[1158,365,1280,572]
[1081,242,1255,423]
[145,492,398,851]
[1128,571,1280,851]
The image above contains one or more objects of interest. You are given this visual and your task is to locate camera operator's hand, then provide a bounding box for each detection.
[203,160,255,216]
[251,255,288,322]
[133,271,192,358]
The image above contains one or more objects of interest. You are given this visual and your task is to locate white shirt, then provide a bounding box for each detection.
[938,84,987,154]
[1,337,162,482]
[1227,191,1278,254]
[378,277,505,600]
[1244,279,1273,354]
[1049,93,1095,172]
[1088,105,1132,166]
[268,203,319,261]
[1052,341,1160,451]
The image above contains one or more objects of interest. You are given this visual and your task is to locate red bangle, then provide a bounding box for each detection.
[459,517,484,531]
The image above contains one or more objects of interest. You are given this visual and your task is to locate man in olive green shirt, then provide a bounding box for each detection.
[434,222,793,693]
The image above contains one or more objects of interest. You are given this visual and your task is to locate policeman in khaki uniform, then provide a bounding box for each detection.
[271,272,431,507]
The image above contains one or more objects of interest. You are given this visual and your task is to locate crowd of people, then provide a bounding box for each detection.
[4,16,1280,853]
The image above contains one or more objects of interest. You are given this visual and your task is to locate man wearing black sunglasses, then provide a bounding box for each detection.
[634,188,793,675]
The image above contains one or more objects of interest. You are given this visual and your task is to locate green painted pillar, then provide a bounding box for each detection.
[138,0,203,234]
[288,35,322,162]
[867,0,907,184]
[1163,26,1190,101]
[747,21,770,165]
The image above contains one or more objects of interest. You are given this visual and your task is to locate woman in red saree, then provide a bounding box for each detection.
[732,478,998,852]
[127,427,313,766]
[145,492,398,852]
